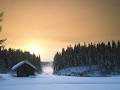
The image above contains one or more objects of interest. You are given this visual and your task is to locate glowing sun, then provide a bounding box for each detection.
[24,42,42,55]
[28,47,40,55]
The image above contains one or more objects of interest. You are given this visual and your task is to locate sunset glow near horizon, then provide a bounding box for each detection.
[0,0,120,61]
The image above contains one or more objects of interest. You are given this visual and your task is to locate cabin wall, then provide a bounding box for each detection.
[16,64,35,77]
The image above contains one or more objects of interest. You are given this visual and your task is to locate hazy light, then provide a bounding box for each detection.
[28,47,40,55]
[42,65,53,75]
[0,0,119,61]
[23,42,42,55]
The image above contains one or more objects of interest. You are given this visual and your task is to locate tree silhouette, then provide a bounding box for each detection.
[0,11,6,50]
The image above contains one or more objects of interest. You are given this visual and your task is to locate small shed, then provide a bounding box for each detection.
[12,61,37,77]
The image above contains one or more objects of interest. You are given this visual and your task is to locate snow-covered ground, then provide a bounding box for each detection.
[56,66,102,77]
[0,74,120,90]
[56,66,90,75]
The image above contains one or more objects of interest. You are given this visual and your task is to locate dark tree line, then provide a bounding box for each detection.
[0,48,42,73]
[53,41,120,74]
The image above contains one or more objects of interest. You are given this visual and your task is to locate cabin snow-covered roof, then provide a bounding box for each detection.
[12,61,37,71]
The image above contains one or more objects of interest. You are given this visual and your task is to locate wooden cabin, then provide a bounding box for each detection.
[12,61,37,77]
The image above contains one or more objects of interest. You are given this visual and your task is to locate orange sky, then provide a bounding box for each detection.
[0,0,120,61]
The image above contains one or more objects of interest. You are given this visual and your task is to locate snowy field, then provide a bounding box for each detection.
[0,74,120,90]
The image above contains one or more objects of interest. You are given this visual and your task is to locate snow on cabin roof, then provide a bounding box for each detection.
[12,61,37,71]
